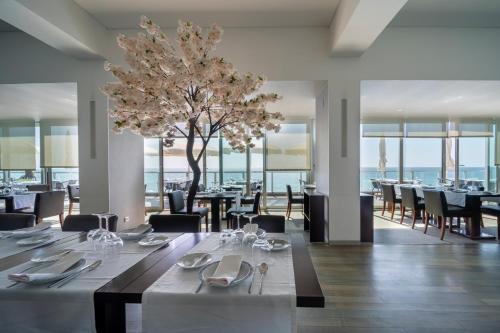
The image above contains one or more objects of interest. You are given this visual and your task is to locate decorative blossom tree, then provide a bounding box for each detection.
[102,17,283,213]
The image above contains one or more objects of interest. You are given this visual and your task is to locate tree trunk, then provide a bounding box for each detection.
[185,120,202,214]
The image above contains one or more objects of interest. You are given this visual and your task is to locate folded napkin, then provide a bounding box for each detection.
[8,251,85,283]
[243,223,258,234]
[206,255,242,287]
[119,224,152,237]
[11,221,52,235]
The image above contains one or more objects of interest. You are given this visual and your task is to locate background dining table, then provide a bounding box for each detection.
[0,192,37,212]
[195,192,237,231]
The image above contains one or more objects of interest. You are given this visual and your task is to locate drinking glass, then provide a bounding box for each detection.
[97,214,123,255]
[87,213,106,245]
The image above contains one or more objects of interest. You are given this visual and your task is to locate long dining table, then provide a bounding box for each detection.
[195,192,237,231]
[0,228,324,333]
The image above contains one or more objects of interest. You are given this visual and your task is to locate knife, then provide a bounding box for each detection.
[48,260,102,288]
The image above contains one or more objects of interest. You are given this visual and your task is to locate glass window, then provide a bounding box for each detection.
[144,138,161,211]
[488,135,497,191]
[205,136,220,189]
[266,123,311,171]
[459,137,487,189]
[403,138,442,186]
[444,138,456,183]
[360,137,400,192]
[222,138,246,184]
[250,138,264,193]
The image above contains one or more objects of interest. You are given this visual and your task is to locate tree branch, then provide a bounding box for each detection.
[174,125,188,138]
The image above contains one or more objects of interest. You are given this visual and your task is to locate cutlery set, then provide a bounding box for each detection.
[248,262,268,295]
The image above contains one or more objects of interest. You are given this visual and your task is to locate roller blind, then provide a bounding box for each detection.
[0,121,37,170]
[496,122,500,166]
[361,122,403,138]
[405,121,447,138]
[448,121,494,137]
[266,123,311,171]
[40,120,78,168]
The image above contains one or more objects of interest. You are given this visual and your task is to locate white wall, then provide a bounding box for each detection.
[3,25,500,239]
[314,84,329,195]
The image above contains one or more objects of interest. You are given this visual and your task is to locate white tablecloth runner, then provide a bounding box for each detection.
[0,230,80,262]
[0,232,182,333]
[143,233,296,333]
[395,185,467,207]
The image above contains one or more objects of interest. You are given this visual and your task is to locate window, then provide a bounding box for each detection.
[144,138,161,211]
[360,137,400,192]
[222,138,246,184]
[403,138,442,186]
[459,137,487,189]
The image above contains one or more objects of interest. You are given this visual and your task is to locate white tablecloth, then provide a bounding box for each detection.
[143,233,296,333]
[12,193,36,209]
[395,185,467,207]
[0,232,182,333]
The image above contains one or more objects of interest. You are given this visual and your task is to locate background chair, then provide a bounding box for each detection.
[381,184,402,220]
[67,184,80,215]
[370,179,382,198]
[227,191,261,227]
[286,185,304,220]
[400,187,425,229]
[234,214,285,233]
[167,191,209,231]
[17,191,65,225]
[26,184,50,192]
[62,214,118,232]
[423,190,473,240]
[481,203,500,239]
[0,213,36,230]
[149,214,201,232]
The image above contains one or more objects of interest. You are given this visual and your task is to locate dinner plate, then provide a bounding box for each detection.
[9,227,52,239]
[31,249,73,263]
[138,235,169,247]
[199,260,253,287]
[9,259,87,285]
[262,239,290,251]
[177,252,213,269]
[118,228,153,240]
[17,234,53,246]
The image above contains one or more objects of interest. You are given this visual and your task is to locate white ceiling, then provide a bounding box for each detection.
[361,80,500,121]
[391,0,500,28]
[0,83,77,121]
[73,0,340,28]
[257,81,317,119]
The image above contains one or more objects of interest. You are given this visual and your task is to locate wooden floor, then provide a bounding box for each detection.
[298,243,500,333]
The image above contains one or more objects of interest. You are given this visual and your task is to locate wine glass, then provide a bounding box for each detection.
[87,213,106,245]
[97,214,123,255]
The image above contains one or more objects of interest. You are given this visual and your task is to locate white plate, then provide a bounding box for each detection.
[17,234,53,246]
[262,239,290,251]
[119,228,153,240]
[9,259,87,285]
[199,261,253,287]
[177,252,213,269]
[31,249,73,263]
[138,235,169,247]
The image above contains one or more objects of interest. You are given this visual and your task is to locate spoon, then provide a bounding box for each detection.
[258,262,268,295]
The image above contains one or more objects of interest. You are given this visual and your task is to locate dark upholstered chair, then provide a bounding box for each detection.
[67,185,80,215]
[400,187,425,229]
[149,214,201,233]
[423,190,473,240]
[381,184,402,220]
[167,191,208,231]
[26,184,50,192]
[0,213,36,230]
[370,179,382,198]
[62,214,118,232]
[227,191,261,227]
[17,191,65,225]
[234,214,285,233]
[481,204,500,240]
[286,185,304,220]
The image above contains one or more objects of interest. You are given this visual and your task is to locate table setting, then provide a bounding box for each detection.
[143,225,296,333]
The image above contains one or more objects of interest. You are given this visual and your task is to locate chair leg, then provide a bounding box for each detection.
[439,216,446,240]
[424,212,429,234]
[286,202,291,220]
[382,201,386,216]
[68,201,73,215]
[480,216,485,228]
[36,217,42,225]
[59,213,64,227]
[206,215,209,232]
[400,206,406,224]
[497,217,500,240]
[390,203,395,220]
[411,210,417,229]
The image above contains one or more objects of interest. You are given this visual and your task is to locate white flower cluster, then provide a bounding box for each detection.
[102,16,283,152]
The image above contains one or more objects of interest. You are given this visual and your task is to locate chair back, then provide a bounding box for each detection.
[237,215,285,233]
[34,191,65,219]
[400,187,419,209]
[252,191,262,213]
[423,190,447,217]
[286,185,293,201]
[67,185,80,200]
[27,184,50,192]
[149,214,201,232]
[381,184,396,203]
[0,213,36,230]
[370,179,381,191]
[167,191,185,213]
[62,214,118,232]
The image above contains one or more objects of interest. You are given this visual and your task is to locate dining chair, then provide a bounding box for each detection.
[0,213,36,230]
[167,191,209,231]
[481,203,500,240]
[62,214,118,232]
[226,191,262,227]
[370,179,382,198]
[26,184,50,192]
[381,184,402,220]
[286,185,304,220]
[400,187,425,229]
[149,214,201,232]
[236,214,285,233]
[423,190,473,240]
[67,184,80,215]
[16,191,66,225]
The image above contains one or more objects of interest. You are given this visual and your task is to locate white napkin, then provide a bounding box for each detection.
[10,221,52,236]
[243,223,258,234]
[206,255,242,287]
[119,224,152,237]
[8,251,85,283]
[235,192,241,210]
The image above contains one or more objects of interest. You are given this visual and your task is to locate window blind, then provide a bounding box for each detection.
[266,123,311,171]
[405,121,447,138]
[448,121,494,137]
[40,120,78,168]
[0,120,37,170]
[361,122,403,138]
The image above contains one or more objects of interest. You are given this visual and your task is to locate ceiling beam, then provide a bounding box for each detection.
[0,0,112,59]
[330,0,408,57]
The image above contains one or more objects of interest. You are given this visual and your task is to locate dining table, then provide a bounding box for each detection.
[195,192,238,231]
[0,192,37,212]
[0,228,323,333]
